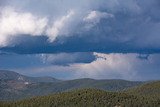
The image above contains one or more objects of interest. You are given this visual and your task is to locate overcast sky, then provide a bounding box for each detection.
[0,0,160,80]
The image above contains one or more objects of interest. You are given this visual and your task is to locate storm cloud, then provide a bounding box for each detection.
[0,0,160,53]
[0,0,160,80]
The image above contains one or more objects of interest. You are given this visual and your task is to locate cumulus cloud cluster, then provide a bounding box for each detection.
[46,10,75,42]
[0,0,160,53]
[0,7,76,46]
[0,7,47,46]
[1,5,111,47]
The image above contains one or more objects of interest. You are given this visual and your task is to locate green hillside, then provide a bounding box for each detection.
[55,78,143,91]
[0,88,160,107]
[125,81,160,97]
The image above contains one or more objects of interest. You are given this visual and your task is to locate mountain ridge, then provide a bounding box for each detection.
[0,70,60,83]
[0,70,146,101]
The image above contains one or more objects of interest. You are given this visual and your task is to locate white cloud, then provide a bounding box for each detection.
[83,11,114,29]
[83,11,114,24]
[71,53,137,80]
[0,7,48,47]
[0,8,115,47]
[46,10,75,42]
[0,7,75,47]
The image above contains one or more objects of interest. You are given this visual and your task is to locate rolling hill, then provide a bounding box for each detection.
[0,70,160,106]
[0,70,143,100]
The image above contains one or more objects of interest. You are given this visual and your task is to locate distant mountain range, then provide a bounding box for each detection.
[1,81,160,107]
[0,70,149,101]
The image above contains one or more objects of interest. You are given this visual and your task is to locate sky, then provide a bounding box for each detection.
[0,0,160,81]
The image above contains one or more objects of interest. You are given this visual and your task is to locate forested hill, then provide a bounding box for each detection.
[125,81,160,97]
[1,88,160,107]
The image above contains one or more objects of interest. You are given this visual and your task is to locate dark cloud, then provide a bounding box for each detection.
[0,52,96,69]
[40,52,96,66]
[1,35,160,54]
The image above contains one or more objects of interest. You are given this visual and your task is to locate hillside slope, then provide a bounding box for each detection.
[0,70,60,83]
[125,81,160,97]
[0,89,159,107]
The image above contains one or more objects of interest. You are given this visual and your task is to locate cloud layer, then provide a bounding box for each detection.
[0,0,160,53]
[1,52,160,80]
[40,52,95,66]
